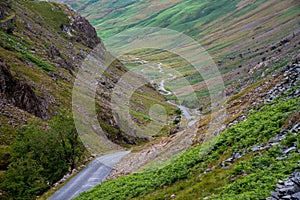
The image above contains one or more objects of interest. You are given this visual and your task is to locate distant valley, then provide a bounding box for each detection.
[0,0,299,199]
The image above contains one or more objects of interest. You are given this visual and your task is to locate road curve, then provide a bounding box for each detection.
[48,151,130,200]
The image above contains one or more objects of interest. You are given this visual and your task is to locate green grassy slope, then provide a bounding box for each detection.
[54,0,182,38]
[0,0,176,149]
[44,0,300,199]
[76,81,300,199]
[52,0,300,108]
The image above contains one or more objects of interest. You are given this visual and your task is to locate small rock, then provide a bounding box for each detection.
[276,156,288,161]
[292,192,300,199]
[251,145,260,152]
[278,186,296,194]
[276,183,285,189]
[281,195,292,200]
[224,157,234,163]
[271,142,279,146]
[283,147,297,154]
[291,123,300,132]
[264,144,272,149]
[204,168,212,174]
[278,180,285,185]
[170,194,176,199]
[271,191,281,199]
[284,180,294,187]
[233,152,243,159]
[291,177,300,186]
[281,129,289,134]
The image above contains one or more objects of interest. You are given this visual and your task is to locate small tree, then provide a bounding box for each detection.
[2,113,85,199]
[49,113,84,171]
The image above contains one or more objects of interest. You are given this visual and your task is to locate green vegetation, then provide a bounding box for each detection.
[0,30,55,71]
[129,109,152,121]
[277,4,300,19]
[0,146,10,171]
[22,1,70,32]
[0,113,85,200]
[76,96,299,199]
[0,30,29,52]
[1,0,299,199]
[59,0,299,109]
[214,145,299,199]
[22,53,55,71]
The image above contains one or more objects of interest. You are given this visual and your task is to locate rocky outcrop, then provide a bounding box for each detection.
[218,123,300,168]
[267,171,300,200]
[0,0,103,121]
[227,61,300,129]
[69,14,101,48]
[0,1,15,33]
[0,61,49,119]
[59,11,100,49]
[259,62,300,104]
[200,60,300,174]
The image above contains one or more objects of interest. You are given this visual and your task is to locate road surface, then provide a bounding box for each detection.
[48,151,130,200]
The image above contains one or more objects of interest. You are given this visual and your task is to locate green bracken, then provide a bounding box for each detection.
[75,95,299,199]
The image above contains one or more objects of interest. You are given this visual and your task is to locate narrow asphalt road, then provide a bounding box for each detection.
[48,151,130,200]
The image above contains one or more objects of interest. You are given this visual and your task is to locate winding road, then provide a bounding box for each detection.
[48,59,200,200]
[153,63,199,126]
[48,151,130,200]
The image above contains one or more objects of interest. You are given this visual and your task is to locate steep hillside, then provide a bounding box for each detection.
[1,0,299,199]
[53,0,183,38]
[77,61,300,200]
[45,0,300,199]
[0,0,176,149]
[0,0,176,199]
[52,0,299,108]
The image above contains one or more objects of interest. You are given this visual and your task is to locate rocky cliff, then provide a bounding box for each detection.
[0,1,100,131]
[0,60,49,119]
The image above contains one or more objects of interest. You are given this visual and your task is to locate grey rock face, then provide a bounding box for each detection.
[0,61,50,119]
[267,171,300,200]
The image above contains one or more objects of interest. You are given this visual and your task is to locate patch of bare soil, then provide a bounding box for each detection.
[107,124,198,179]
